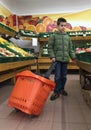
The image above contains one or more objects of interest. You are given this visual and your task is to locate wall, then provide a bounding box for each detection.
[18,9,91,33]
[0,2,18,31]
[0,2,11,17]
[0,2,91,33]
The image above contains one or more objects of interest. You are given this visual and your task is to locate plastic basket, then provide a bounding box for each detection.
[76,52,91,63]
[8,70,55,116]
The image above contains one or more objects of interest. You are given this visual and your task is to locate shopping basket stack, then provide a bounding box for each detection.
[8,70,55,116]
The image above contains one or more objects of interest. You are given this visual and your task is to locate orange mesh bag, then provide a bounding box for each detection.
[8,70,55,116]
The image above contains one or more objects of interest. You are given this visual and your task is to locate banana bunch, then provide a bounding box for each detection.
[0,37,7,43]
[8,45,30,57]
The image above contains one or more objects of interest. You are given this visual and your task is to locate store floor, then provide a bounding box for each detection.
[0,74,91,130]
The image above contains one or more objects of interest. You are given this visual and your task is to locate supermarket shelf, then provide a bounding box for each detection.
[38,37,49,42]
[38,36,91,42]
[77,60,91,73]
[77,60,91,85]
[0,66,31,82]
[38,35,91,71]
[67,62,79,69]
[71,36,91,41]
[38,57,51,63]
[37,57,79,71]
[0,59,36,82]
[0,59,36,72]
[0,22,18,37]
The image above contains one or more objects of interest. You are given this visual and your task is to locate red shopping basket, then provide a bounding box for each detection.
[8,70,55,116]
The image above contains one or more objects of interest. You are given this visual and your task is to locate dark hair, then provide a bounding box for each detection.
[57,17,67,25]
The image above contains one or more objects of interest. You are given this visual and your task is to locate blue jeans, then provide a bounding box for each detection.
[54,62,68,94]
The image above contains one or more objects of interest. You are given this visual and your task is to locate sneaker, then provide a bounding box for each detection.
[60,89,68,96]
[50,93,59,101]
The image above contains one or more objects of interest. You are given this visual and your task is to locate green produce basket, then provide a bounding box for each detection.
[21,56,35,61]
[19,29,38,37]
[67,30,91,37]
[76,52,91,63]
[1,57,20,63]
[41,54,49,57]
[38,32,53,38]
[0,22,18,36]
[22,48,34,53]
[0,57,15,63]
[0,56,35,63]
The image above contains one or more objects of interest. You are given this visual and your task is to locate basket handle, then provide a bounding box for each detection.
[42,62,57,79]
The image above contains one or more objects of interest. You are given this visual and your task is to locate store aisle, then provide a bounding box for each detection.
[0,74,91,130]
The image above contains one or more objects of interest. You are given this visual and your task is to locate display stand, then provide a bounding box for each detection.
[0,59,36,82]
[0,25,37,82]
[77,60,91,108]
[0,22,18,37]
[38,36,91,71]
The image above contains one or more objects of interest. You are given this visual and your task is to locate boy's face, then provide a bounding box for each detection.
[57,22,67,32]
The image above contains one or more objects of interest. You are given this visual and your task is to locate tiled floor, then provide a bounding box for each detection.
[0,74,91,130]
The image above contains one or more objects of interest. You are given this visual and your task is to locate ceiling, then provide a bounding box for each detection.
[1,0,91,15]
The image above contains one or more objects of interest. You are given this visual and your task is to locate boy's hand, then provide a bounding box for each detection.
[72,59,77,64]
[51,58,56,62]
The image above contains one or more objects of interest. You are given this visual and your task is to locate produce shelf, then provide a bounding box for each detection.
[19,30,38,37]
[0,22,18,37]
[77,60,91,73]
[0,59,36,82]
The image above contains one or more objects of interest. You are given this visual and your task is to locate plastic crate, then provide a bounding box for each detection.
[8,70,55,116]
[22,48,34,53]
[0,57,21,63]
[21,56,35,61]
[76,52,91,63]
[0,22,18,36]
[41,54,49,57]
[38,32,53,38]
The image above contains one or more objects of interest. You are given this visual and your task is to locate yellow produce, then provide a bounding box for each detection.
[8,45,30,56]
[0,37,30,57]
[0,37,7,43]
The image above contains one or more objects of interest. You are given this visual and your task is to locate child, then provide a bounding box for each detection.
[48,17,76,101]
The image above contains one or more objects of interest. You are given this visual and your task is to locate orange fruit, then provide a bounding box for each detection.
[12,26,19,31]
[87,27,91,30]
[19,25,24,29]
[72,26,81,31]
[43,17,53,26]
[26,25,36,32]
[85,48,91,52]
[65,28,71,32]
[23,22,30,26]
[52,28,58,32]
[36,23,46,33]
